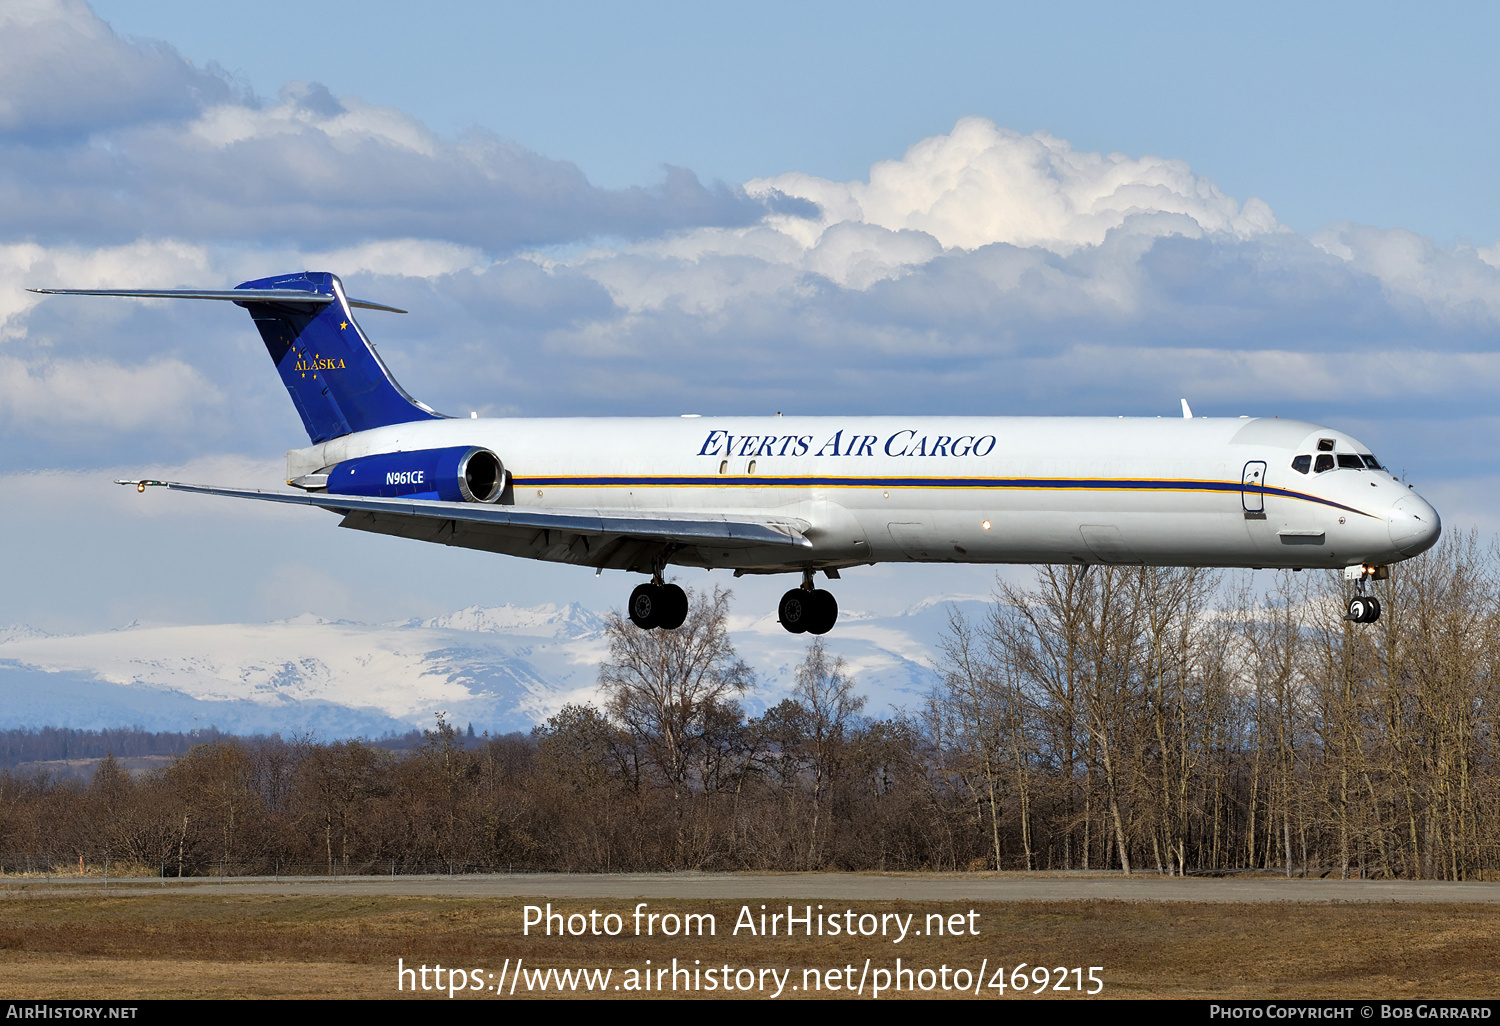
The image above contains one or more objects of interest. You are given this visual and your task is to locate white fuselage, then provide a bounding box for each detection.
[287,413,1440,573]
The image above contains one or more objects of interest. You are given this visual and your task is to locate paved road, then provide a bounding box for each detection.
[9,872,1500,903]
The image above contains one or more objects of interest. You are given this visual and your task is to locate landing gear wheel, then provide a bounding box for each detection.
[779,589,812,633]
[629,582,689,630]
[1346,595,1382,624]
[806,588,838,635]
[656,584,689,630]
[779,587,839,634]
[629,583,661,629]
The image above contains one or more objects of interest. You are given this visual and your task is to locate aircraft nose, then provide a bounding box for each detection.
[1388,493,1441,557]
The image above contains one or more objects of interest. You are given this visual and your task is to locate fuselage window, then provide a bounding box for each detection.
[1291,455,1311,474]
[1337,454,1364,470]
[1361,454,1383,470]
[1315,454,1335,473]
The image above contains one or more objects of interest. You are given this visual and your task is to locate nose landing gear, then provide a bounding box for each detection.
[1347,594,1381,624]
[1344,564,1388,624]
[779,570,838,635]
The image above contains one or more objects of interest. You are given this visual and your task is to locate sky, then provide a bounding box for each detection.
[2,0,1498,636]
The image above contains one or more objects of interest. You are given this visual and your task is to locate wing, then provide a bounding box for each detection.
[121,480,812,573]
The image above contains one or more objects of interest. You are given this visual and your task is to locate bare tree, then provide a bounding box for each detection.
[936,609,1030,870]
[793,638,866,865]
[992,565,1141,873]
[597,586,753,861]
[298,740,383,874]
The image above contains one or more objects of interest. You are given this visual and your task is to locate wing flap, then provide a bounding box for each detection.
[334,509,678,572]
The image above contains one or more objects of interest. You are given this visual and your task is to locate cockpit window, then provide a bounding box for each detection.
[1315,454,1335,473]
[1361,454,1383,471]
[1291,455,1311,474]
[1337,454,1365,470]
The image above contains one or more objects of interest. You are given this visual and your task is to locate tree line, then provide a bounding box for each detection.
[0,725,231,769]
[2,534,1496,879]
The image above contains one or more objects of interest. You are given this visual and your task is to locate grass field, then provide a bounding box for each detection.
[3,889,1498,999]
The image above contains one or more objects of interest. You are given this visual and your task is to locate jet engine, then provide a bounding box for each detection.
[325,446,505,503]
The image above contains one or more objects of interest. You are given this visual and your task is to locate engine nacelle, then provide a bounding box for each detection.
[326,446,505,503]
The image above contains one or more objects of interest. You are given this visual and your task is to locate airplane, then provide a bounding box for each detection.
[32,271,1440,633]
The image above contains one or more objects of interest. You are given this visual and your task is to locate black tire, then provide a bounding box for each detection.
[807,588,839,635]
[1347,596,1382,624]
[656,584,689,630]
[629,583,660,629]
[778,589,811,634]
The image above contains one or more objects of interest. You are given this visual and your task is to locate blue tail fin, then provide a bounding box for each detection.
[236,272,442,443]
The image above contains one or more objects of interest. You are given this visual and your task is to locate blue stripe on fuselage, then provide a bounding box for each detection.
[510,475,1377,518]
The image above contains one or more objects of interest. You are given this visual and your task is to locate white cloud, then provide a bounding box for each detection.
[0,238,212,338]
[750,117,1282,253]
[559,118,1290,303]
[0,456,282,515]
[577,249,808,316]
[804,222,944,290]
[5,111,1499,463]
[1033,344,1500,403]
[0,353,219,433]
[189,83,439,157]
[1313,223,1500,324]
[297,239,484,279]
[0,0,232,137]
[0,2,767,252]
[3,48,1499,523]
[0,238,222,441]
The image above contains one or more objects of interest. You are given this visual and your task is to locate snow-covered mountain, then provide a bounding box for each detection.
[0,599,987,737]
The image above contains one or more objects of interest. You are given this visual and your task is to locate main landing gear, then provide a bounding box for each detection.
[1344,564,1388,624]
[624,566,840,635]
[778,570,839,636]
[628,579,688,630]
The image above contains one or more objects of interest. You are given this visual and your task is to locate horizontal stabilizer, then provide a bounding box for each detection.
[27,287,406,313]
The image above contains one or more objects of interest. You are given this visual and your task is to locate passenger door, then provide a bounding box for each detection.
[1241,461,1267,516]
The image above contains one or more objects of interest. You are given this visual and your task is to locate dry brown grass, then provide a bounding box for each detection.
[1,860,159,880]
[1,892,1497,999]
